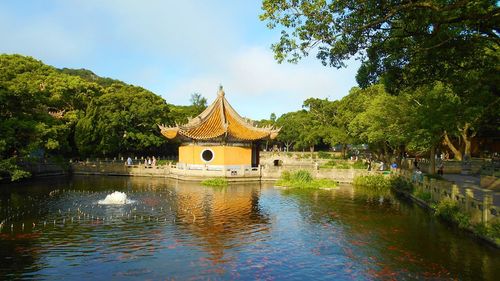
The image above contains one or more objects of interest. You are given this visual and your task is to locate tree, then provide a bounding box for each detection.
[348,87,411,163]
[75,84,171,156]
[260,0,499,92]
[190,93,207,112]
[276,111,307,151]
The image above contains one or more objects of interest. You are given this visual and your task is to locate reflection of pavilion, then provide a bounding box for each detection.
[171,181,270,263]
[159,86,279,180]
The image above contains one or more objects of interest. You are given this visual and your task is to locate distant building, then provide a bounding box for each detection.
[159,86,279,171]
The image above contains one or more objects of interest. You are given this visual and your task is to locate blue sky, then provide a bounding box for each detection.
[0,0,360,120]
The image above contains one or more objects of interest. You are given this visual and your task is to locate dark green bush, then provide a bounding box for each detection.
[352,160,368,169]
[317,151,331,159]
[413,190,432,202]
[433,199,470,229]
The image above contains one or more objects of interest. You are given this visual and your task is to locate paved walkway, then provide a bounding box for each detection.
[442,174,499,205]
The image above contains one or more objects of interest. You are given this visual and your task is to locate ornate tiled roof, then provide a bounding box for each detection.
[159,86,279,141]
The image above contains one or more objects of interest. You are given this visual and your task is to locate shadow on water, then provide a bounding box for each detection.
[0,176,498,280]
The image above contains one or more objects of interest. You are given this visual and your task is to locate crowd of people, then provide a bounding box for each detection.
[126,156,157,168]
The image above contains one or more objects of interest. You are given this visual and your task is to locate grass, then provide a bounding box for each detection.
[321,160,367,169]
[276,170,337,189]
[201,177,228,187]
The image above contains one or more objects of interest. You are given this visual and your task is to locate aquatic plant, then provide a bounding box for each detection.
[353,174,390,190]
[276,170,337,189]
[201,177,228,187]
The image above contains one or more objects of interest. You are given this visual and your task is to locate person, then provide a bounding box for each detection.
[144,158,148,168]
[437,162,444,175]
[126,157,133,166]
[413,167,423,183]
[152,156,157,167]
[391,162,398,172]
[379,161,385,171]
[147,157,152,167]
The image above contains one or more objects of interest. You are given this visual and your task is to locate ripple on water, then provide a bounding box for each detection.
[0,178,499,281]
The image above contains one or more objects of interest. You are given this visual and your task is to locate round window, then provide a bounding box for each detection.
[201,149,214,162]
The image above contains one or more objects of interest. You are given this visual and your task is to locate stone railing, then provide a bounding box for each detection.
[71,161,262,182]
[261,164,375,183]
[399,170,498,225]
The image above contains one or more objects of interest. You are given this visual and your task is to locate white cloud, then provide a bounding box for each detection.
[164,46,360,119]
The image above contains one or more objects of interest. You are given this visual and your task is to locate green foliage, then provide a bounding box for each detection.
[317,151,331,159]
[389,176,414,193]
[74,84,171,156]
[156,159,170,166]
[322,160,349,169]
[277,170,337,189]
[351,161,368,169]
[261,0,498,93]
[353,174,390,190]
[201,177,228,187]
[0,158,31,181]
[473,222,500,245]
[433,199,470,229]
[413,190,432,203]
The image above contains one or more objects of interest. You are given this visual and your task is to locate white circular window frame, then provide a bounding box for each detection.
[200,148,215,163]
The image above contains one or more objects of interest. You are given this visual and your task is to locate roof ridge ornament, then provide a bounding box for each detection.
[217,85,225,97]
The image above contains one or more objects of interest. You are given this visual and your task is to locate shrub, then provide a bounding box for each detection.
[352,160,368,169]
[321,160,351,169]
[433,199,470,229]
[389,176,414,193]
[353,174,390,190]
[317,151,331,159]
[276,170,337,189]
[474,222,500,245]
[157,159,169,166]
[413,190,432,202]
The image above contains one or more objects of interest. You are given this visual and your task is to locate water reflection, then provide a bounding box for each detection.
[0,176,498,280]
[278,184,499,280]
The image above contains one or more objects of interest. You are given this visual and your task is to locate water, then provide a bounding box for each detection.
[0,175,498,280]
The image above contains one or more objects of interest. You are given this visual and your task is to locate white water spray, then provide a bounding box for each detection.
[98,191,134,205]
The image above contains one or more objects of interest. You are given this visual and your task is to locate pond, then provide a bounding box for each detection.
[0,175,498,280]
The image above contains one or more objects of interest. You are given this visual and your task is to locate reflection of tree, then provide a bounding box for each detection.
[0,234,44,279]
[172,182,270,264]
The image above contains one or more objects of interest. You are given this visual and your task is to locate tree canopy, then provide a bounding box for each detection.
[260,0,499,92]
[0,54,209,180]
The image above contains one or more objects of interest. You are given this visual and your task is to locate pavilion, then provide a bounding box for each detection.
[159,86,279,177]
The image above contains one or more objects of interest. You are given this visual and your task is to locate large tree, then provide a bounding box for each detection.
[260,0,499,92]
[74,84,171,157]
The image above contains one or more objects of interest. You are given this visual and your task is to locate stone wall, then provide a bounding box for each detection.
[400,170,498,225]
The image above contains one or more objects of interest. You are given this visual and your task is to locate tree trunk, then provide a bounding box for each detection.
[341,144,347,159]
[429,145,436,174]
[460,123,476,159]
[310,145,314,160]
[443,131,462,161]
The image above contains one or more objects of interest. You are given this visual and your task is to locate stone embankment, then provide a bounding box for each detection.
[70,160,374,183]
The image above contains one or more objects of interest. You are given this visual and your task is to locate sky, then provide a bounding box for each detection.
[0,0,360,120]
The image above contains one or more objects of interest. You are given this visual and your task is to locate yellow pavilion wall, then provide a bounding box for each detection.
[179,145,252,165]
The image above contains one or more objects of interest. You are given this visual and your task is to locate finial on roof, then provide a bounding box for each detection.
[218,85,225,97]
